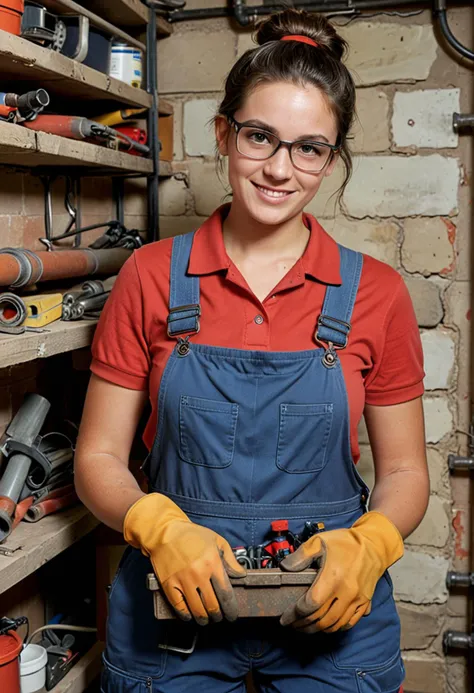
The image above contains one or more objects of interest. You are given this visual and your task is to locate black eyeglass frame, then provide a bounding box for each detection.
[227,116,341,173]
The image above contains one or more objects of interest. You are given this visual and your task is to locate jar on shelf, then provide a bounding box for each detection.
[109,42,143,88]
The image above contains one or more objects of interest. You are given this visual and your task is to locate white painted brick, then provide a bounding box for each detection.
[427,447,448,495]
[391,550,449,603]
[423,395,454,443]
[405,495,450,548]
[159,31,235,93]
[403,655,446,693]
[352,88,390,153]
[159,177,187,216]
[323,217,398,267]
[421,329,455,390]
[340,23,438,86]
[187,159,229,216]
[402,217,455,276]
[237,23,438,87]
[344,156,459,218]
[184,98,219,157]
[304,161,345,219]
[393,89,460,149]
[404,276,443,328]
[159,216,208,239]
[399,604,442,650]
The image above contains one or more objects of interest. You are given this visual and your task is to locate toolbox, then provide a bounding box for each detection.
[147,569,317,620]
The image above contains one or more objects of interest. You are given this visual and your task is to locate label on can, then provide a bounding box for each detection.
[110,45,143,88]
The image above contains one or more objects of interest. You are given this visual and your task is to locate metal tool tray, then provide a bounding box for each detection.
[147,569,317,619]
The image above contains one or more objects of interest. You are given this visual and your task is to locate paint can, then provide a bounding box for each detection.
[109,42,143,88]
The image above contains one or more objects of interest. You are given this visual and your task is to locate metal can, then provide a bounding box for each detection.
[109,42,142,88]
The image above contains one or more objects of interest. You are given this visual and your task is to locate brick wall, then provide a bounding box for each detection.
[157,6,474,693]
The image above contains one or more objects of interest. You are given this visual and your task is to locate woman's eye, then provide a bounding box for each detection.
[248,131,270,144]
[297,143,323,157]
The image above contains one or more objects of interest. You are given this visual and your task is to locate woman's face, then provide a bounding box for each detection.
[216,80,340,227]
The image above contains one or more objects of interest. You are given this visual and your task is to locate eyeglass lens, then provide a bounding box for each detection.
[236,126,332,172]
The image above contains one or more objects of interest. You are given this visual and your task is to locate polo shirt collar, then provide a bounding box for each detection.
[188,204,341,286]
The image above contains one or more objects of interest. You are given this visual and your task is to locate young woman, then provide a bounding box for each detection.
[75,9,429,692]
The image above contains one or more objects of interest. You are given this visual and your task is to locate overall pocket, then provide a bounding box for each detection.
[179,395,239,468]
[276,403,333,473]
[355,652,405,693]
[101,656,155,692]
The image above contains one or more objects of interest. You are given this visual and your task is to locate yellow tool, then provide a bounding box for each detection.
[93,108,147,127]
[23,293,63,327]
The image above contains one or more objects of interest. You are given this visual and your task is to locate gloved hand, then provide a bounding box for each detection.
[279,511,403,633]
[123,493,246,625]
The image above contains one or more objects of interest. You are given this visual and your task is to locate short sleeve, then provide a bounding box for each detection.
[364,277,425,406]
[91,253,150,390]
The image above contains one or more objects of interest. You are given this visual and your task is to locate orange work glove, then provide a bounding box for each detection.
[279,511,403,633]
[123,493,246,625]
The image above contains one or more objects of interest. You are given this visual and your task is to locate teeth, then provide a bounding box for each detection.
[256,185,290,198]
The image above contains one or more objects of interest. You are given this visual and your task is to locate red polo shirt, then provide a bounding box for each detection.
[91,205,424,464]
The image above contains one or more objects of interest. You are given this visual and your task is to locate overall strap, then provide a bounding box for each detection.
[316,245,363,352]
[167,231,201,337]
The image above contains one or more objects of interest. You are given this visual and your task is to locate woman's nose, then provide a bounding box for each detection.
[262,145,293,180]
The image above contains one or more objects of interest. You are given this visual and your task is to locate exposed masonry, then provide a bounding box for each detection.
[156,11,473,692]
[0,11,468,693]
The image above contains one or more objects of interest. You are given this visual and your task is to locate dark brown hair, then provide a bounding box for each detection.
[216,9,356,202]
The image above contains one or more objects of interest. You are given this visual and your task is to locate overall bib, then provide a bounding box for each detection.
[102,232,405,693]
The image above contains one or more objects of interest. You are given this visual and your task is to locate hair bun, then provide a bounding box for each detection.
[255,8,347,61]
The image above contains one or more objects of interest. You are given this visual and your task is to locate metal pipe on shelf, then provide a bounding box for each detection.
[0,247,131,288]
[0,394,51,542]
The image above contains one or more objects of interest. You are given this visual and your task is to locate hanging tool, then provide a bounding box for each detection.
[41,175,82,249]
[39,219,143,252]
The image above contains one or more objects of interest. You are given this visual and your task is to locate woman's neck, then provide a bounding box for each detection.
[222,204,310,265]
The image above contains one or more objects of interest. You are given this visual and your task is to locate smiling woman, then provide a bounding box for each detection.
[75,8,428,693]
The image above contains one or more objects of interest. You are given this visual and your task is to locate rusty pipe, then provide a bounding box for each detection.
[0,248,131,288]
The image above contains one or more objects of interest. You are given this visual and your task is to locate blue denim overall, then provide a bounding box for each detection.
[102,231,405,693]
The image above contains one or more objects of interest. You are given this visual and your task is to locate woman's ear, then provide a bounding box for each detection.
[215,116,230,156]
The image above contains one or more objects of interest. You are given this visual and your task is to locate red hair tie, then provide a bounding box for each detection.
[281,35,318,48]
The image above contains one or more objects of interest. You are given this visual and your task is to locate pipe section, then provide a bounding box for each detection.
[0,248,131,288]
[0,394,50,541]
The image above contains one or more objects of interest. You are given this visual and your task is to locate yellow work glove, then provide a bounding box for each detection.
[279,511,403,633]
[123,493,246,625]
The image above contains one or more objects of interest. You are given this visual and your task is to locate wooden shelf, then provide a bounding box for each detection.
[0,505,100,595]
[158,98,174,116]
[80,0,148,27]
[55,641,104,693]
[156,17,173,38]
[0,121,154,173]
[0,318,99,369]
[0,30,151,112]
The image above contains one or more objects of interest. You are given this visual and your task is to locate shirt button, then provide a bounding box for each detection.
[254,314,264,325]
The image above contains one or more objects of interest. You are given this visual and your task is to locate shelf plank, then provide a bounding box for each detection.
[0,505,100,595]
[55,641,104,693]
[0,122,154,172]
[0,30,151,110]
[80,0,148,26]
[157,17,173,38]
[0,318,98,369]
[158,98,174,116]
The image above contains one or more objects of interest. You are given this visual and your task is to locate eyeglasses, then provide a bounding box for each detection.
[228,116,340,174]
